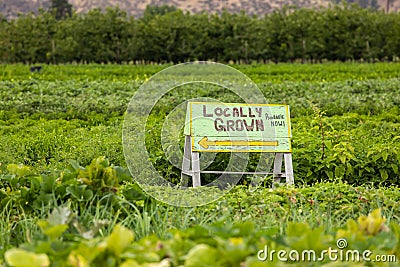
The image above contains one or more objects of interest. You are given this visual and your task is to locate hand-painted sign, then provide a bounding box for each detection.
[184,102,292,152]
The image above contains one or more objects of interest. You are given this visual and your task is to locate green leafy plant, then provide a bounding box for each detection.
[77,156,119,191]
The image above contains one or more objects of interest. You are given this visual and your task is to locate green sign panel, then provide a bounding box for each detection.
[184,102,292,152]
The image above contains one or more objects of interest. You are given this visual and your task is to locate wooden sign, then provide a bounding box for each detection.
[184,102,292,152]
[182,102,294,187]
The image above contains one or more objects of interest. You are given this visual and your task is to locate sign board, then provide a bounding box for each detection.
[184,102,292,152]
[181,102,294,187]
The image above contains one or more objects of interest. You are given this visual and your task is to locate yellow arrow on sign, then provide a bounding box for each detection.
[198,136,279,149]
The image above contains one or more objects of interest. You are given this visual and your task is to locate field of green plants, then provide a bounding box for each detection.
[0,63,399,266]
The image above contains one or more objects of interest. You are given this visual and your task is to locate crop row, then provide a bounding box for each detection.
[2,63,400,82]
[1,78,399,120]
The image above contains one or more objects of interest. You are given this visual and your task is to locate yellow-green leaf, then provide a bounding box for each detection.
[358,208,387,235]
[68,253,89,267]
[119,260,141,267]
[7,164,31,177]
[37,220,68,240]
[379,169,388,180]
[107,224,134,256]
[184,244,218,267]
[5,248,49,267]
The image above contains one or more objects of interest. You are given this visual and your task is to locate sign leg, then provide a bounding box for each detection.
[181,135,192,187]
[284,153,294,185]
[273,153,283,187]
[191,152,201,187]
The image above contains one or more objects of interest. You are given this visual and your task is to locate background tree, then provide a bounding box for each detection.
[50,0,72,20]
[265,9,290,63]
[0,15,12,63]
[53,15,79,62]
[142,4,178,18]
[201,13,225,62]
[219,11,255,63]
[72,8,132,63]
[8,11,56,64]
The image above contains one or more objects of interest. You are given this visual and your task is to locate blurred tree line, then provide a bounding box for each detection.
[0,3,399,64]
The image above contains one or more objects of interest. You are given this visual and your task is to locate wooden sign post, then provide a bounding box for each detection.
[181,102,294,187]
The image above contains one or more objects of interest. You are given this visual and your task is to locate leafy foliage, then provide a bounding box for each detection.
[3,208,399,266]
